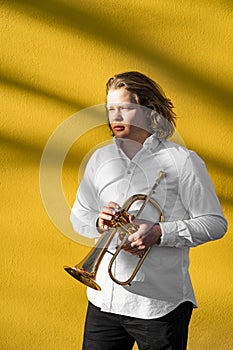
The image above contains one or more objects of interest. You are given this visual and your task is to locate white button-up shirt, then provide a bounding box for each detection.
[70,134,227,319]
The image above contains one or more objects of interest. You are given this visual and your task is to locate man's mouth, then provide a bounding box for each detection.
[113,125,125,131]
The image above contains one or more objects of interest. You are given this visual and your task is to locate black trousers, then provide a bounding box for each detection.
[82,301,193,350]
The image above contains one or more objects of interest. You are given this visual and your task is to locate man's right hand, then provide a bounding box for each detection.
[97,201,121,232]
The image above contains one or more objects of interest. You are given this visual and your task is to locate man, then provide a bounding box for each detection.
[70,71,227,350]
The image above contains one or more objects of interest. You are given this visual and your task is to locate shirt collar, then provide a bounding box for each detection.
[143,133,161,151]
[114,133,160,152]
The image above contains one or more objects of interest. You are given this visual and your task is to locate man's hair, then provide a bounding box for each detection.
[106,71,176,139]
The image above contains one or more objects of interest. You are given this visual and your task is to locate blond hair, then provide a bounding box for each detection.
[106,71,176,139]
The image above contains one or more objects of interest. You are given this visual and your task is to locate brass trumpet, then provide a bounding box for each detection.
[64,171,166,290]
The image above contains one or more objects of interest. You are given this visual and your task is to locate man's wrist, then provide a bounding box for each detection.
[153,223,162,245]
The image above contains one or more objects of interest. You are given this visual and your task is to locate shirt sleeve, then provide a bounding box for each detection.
[70,154,101,239]
[159,151,228,248]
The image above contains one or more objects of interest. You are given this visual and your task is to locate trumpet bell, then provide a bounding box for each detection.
[64,172,166,289]
[63,265,101,290]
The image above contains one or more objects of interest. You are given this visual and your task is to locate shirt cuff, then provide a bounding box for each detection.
[159,221,194,248]
[159,222,178,246]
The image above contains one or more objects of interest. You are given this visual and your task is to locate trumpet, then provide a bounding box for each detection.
[64,171,166,290]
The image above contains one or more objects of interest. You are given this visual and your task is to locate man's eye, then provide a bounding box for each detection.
[121,107,132,111]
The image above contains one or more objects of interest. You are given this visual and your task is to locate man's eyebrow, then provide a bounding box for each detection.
[106,103,135,108]
[105,104,115,110]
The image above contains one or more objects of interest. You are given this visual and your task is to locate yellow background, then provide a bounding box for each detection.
[1,0,232,349]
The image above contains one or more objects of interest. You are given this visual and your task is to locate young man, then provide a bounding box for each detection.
[70,72,227,350]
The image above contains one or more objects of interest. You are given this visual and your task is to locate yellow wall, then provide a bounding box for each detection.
[1,0,232,349]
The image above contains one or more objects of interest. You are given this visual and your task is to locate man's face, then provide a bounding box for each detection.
[106,88,151,143]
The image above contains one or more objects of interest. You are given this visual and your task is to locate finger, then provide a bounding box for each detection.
[101,206,116,215]
[123,237,144,249]
[122,244,139,252]
[125,244,146,251]
[99,207,116,223]
[127,231,141,242]
[130,239,144,248]
[108,202,121,211]
[123,245,146,255]
[99,213,114,223]
[122,241,132,250]
[129,214,135,223]
[97,218,109,231]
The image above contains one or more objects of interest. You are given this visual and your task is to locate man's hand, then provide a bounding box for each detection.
[122,218,162,255]
[97,201,120,232]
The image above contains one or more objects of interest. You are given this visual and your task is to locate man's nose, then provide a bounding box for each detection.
[112,107,123,120]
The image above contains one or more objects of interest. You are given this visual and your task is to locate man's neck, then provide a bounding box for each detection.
[118,135,150,159]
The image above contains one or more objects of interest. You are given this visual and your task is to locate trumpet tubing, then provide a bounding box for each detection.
[64,171,166,290]
[64,228,117,290]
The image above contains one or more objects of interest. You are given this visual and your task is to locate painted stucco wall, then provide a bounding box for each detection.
[1,1,232,349]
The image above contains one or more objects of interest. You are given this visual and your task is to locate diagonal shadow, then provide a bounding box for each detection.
[0,125,111,168]
[0,131,85,167]
[0,71,85,111]
[5,0,233,116]
[2,128,233,178]
[1,132,47,165]
[2,129,233,207]
[221,0,233,8]
[203,155,233,179]
[186,144,233,179]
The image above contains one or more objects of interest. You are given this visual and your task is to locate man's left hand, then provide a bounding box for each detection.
[122,218,162,255]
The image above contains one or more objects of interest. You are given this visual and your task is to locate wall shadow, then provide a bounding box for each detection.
[5,0,233,116]
[1,129,233,209]
[0,70,85,111]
